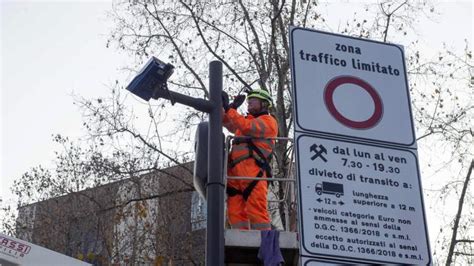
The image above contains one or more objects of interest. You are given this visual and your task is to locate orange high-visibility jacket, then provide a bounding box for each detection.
[223,108,278,230]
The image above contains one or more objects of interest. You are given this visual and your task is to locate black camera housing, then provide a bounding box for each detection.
[126,57,174,101]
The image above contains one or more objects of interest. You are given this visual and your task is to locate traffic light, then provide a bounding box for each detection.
[194,122,224,199]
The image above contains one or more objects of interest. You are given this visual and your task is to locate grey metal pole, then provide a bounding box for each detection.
[153,89,213,113]
[206,60,224,265]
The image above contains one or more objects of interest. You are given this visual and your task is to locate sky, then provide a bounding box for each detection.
[1,1,136,201]
[0,0,473,257]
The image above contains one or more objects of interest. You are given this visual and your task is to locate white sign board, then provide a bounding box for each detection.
[0,233,91,266]
[289,27,431,264]
[295,133,430,264]
[290,27,416,147]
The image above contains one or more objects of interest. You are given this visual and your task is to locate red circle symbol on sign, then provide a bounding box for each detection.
[324,76,383,129]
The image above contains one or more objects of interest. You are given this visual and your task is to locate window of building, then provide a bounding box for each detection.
[190,192,207,231]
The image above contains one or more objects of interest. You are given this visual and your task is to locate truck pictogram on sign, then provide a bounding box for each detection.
[315,181,344,197]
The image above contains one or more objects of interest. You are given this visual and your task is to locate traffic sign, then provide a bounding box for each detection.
[296,133,431,264]
[324,76,383,129]
[290,27,416,147]
[289,27,431,264]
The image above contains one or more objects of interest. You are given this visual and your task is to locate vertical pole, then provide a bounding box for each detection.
[206,60,224,265]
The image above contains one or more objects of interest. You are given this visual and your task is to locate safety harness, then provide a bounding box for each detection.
[226,138,273,201]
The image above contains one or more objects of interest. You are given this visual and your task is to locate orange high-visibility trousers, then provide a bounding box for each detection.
[227,157,271,230]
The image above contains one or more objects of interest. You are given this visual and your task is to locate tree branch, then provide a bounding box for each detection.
[454,252,474,256]
[456,239,474,244]
[117,127,193,175]
[100,188,194,213]
[302,0,311,27]
[381,0,407,42]
[238,0,267,84]
[180,0,251,89]
[145,2,209,98]
[446,160,473,266]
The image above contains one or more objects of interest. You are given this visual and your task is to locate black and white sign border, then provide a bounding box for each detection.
[290,27,417,148]
[295,133,432,265]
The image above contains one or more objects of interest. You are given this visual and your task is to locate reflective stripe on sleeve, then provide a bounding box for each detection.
[232,139,273,158]
[255,119,266,138]
[250,120,258,136]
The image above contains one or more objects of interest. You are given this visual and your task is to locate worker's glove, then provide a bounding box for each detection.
[229,94,246,110]
[222,91,230,111]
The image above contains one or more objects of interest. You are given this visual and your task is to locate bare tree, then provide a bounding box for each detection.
[3,0,472,264]
[446,160,473,266]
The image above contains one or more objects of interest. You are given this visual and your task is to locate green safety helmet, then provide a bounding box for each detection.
[247,89,273,107]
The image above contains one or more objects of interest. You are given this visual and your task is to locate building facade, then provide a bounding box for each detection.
[16,163,206,265]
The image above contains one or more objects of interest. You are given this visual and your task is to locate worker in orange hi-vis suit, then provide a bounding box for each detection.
[222,89,278,230]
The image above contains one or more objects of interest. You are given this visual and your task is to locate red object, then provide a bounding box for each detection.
[223,108,278,230]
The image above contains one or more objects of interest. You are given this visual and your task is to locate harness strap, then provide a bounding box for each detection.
[229,139,272,176]
[226,186,242,197]
[241,170,263,201]
[227,170,264,201]
[228,153,251,169]
[226,139,272,200]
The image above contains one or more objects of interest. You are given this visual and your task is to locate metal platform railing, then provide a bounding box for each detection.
[223,135,296,231]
